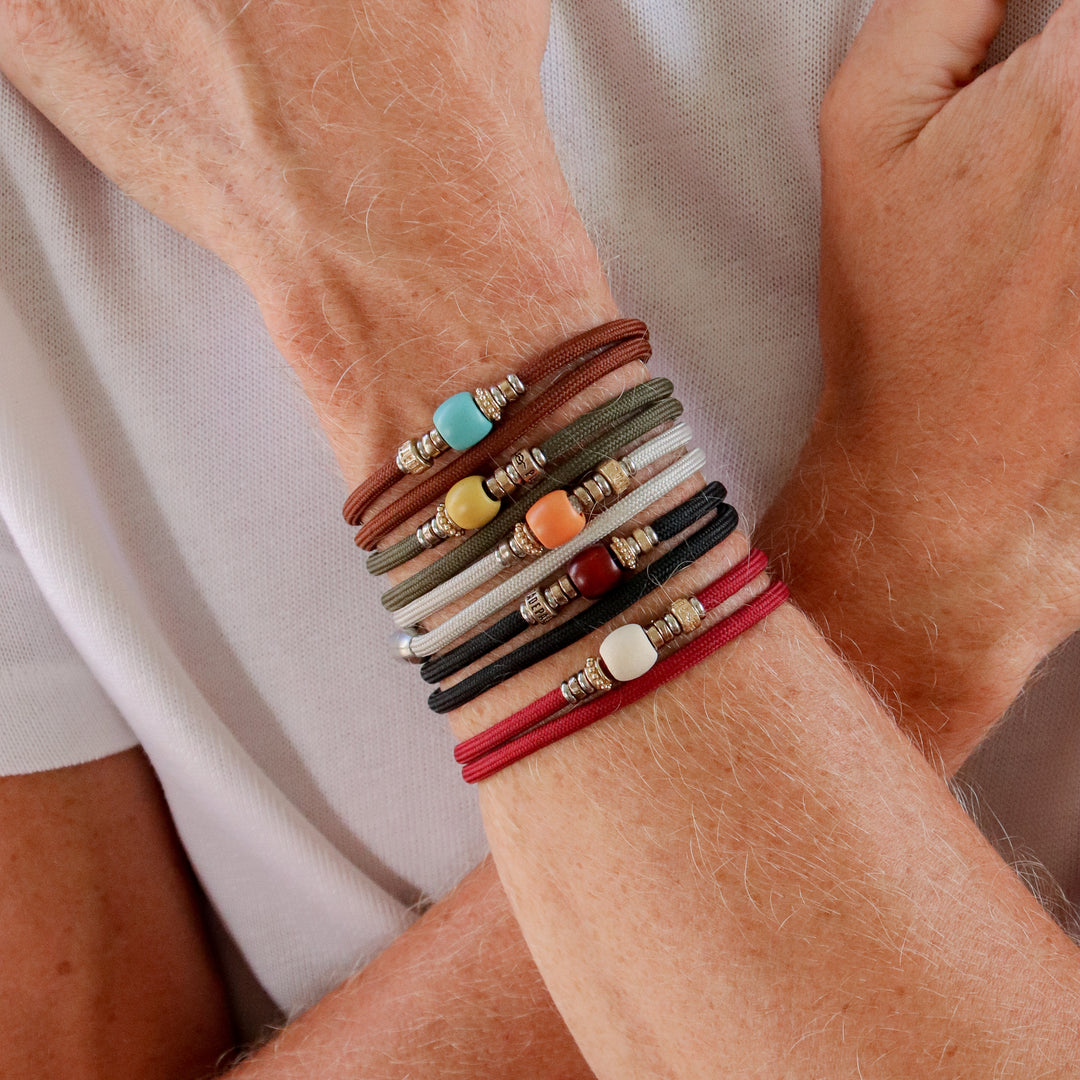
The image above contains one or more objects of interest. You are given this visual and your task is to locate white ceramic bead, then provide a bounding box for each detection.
[599,623,658,683]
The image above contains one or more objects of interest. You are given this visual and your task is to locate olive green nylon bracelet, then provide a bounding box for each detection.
[380,395,684,611]
[366,378,675,576]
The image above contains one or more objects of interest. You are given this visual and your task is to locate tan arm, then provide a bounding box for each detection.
[0,749,232,1078]
[0,746,594,1079]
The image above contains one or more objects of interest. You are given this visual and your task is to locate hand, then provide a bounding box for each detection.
[1,0,553,269]
[766,0,1080,768]
[0,0,615,479]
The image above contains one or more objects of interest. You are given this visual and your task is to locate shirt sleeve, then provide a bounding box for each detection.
[0,512,138,775]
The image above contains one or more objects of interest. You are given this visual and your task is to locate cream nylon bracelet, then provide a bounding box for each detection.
[391,424,695,630]
[402,446,706,658]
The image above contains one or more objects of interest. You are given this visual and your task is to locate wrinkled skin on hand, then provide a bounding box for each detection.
[778,0,1080,766]
[0,0,550,276]
[0,0,613,474]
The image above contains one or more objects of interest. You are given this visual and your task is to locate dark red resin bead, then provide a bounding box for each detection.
[568,544,625,599]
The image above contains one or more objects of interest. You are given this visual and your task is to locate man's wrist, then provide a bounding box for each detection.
[239,181,619,486]
[249,223,739,758]
[760,411,1047,771]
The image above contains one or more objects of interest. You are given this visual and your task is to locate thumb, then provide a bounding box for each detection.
[824,0,1007,151]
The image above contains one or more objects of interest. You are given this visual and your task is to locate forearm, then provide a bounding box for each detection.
[255,230,1070,1078]
[449,570,1080,1078]
[222,183,618,1080]
[228,857,592,1080]
[755,0,1080,775]
[284,278,1080,1078]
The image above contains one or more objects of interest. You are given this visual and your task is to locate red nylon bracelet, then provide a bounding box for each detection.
[342,318,649,530]
[455,551,782,781]
[454,548,769,765]
[460,578,788,782]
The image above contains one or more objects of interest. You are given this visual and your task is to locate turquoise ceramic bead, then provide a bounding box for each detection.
[433,392,493,451]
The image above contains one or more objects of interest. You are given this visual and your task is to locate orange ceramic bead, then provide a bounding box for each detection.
[525,490,586,549]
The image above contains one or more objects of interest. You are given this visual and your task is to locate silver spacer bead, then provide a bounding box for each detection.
[646,613,683,650]
[484,447,547,499]
[472,372,528,424]
[571,458,633,514]
[608,535,637,571]
[499,372,526,402]
[473,386,502,423]
[396,428,451,475]
[416,503,466,549]
[496,522,546,566]
[520,591,559,625]
[396,439,427,475]
[608,525,660,572]
[638,525,659,552]
[680,596,707,628]
[391,627,424,663]
[572,474,612,514]
[643,596,705,651]
[562,656,614,702]
[520,575,579,625]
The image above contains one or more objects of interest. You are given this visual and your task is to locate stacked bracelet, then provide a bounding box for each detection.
[398,446,706,659]
[425,502,738,710]
[343,318,647,527]
[459,572,790,783]
[380,396,683,609]
[342,318,791,787]
[392,425,695,630]
[352,330,651,548]
[421,481,730,689]
[366,378,676,576]
[454,549,769,764]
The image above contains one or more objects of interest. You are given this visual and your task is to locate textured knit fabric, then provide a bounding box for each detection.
[0,0,1075,1041]
[0,82,487,1031]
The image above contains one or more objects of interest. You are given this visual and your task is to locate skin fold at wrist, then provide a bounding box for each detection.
[249,251,620,486]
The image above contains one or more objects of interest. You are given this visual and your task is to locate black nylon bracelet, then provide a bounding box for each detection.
[426,495,739,714]
[380,396,684,611]
[420,481,728,685]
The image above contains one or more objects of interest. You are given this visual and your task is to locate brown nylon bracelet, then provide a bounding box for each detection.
[342,318,649,528]
[353,333,653,549]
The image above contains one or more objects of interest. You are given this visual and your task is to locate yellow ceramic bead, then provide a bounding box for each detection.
[445,475,501,530]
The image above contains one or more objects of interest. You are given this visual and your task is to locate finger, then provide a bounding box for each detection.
[825,0,1007,149]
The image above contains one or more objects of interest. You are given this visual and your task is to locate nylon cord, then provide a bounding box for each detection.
[342,318,648,527]
[366,378,675,576]
[380,396,683,610]
[460,580,790,782]
[454,550,769,763]
[426,500,737,712]
[353,335,651,546]
[404,447,706,656]
[419,480,728,685]
[393,428,694,629]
